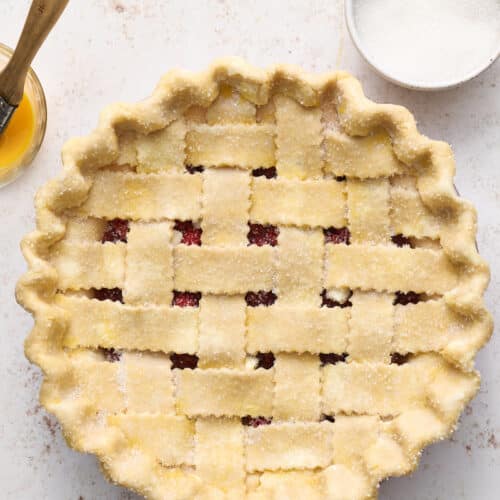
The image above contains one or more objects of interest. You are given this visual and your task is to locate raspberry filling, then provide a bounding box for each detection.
[256,352,275,369]
[170,353,199,369]
[102,218,129,243]
[321,289,352,308]
[185,165,204,174]
[245,291,277,307]
[320,353,348,365]
[241,416,272,427]
[391,234,413,248]
[321,414,336,423]
[172,291,201,307]
[247,223,279,246]
[394,291,421,306]
[252,167,277,179]
[101,347,121,362]
[93,288,123,303]
[391,352,411,365]
[174,220,202,246]
[324,227,350,245]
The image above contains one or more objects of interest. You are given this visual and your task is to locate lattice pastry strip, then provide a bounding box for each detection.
[198,295,246,368]
[175,369,274,417]
[122,352,176,414]
[348,291,394,363]
[201,167,250,246]
[276,227,323,306]
[186,124,276,168]
[245,422,335,472]
[347,178,391,244]
[51,241,125,290]
[58,296,198,353]
[274,95,323,179]
[250,177,346,229]
[326,243,459,293]
[134,119,187,173]
[124,221,173,305]
[323,128,405,179]
[273,353,321,421]
[195,418,246,497]
[174,246,275,294]
[390,176,441,239]
[246,306,349,354]
[77,171,202,221]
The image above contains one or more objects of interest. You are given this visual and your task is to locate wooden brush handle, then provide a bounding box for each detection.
[0,0,68,105]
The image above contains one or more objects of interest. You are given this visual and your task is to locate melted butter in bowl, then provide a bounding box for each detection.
[0,43,46,187]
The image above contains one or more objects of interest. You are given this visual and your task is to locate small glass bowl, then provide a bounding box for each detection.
[0,42,47,188]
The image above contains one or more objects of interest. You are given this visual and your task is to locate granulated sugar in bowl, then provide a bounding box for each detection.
[345,0,500,90]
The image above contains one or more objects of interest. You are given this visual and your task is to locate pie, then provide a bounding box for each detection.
[17,58,492,499]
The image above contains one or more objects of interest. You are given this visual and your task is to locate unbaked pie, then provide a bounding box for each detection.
[17,59,492,499]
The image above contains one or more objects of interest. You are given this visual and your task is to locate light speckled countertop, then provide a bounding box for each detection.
[0,1,498,499]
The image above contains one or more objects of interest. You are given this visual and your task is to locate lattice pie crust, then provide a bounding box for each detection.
[17,59,492,499]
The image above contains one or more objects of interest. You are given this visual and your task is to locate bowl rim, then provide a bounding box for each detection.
[344,0,500,91]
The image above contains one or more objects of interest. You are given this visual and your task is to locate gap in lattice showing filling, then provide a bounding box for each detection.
[172,291,202,307]
[321,289,352,308]
[170,353,199,369]
[174,220,202,246]
[324,226,350,245]
[93,287,123,303]
[102,219,129,243]
[245,290,277,307]
[241,416,273,427]
[99,347,122,363]
[252,166,277,179]
[321,414,336,423]
[255,352,275,369]
[391,233,413,248]
[185,164,204,174]
[319,353,348,366]
[247,223,279,246]
[390,352,413,365]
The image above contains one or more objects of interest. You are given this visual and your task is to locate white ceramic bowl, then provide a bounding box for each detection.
[345,0,500,91]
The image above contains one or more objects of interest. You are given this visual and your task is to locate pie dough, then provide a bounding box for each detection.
[17,58,492,499]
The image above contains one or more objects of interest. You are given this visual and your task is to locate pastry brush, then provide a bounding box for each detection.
[0,0,68,135]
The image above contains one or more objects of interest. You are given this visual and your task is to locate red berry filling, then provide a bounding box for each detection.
[186,165,204,174]
[321,289,352,308]
[241,416,272,427]
[391,234,413,248]
[245,291,277,307]
[174,220,202,246]
[320,353,348,365]
[172,291,201,307]
[247,223,279,246]
[101,347,122,362]
[252,167,277,179]
[393,291,421,306]
[321,414,335,423]
[93,288,123,303]
[102,219,129,243]
[324,227,350,245]
[170,353,199,369]
[391,352,411,365]
[256,352,275,369]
